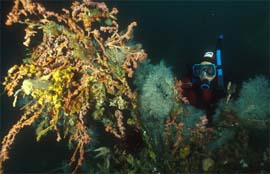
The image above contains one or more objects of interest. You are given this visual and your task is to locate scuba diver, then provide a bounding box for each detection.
[181,35,225,123]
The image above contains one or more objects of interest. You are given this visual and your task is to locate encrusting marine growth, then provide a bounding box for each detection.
[1,0,146,173]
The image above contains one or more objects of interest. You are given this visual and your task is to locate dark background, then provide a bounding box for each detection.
[0,0,269,172]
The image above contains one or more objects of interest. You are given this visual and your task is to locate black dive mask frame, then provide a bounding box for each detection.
[192,63,216,78]
[192,64,216,90]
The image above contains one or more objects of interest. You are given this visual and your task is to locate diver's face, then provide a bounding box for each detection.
[197,61,216,82]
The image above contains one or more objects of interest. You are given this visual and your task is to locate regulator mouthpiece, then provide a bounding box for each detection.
[200,79,210,90]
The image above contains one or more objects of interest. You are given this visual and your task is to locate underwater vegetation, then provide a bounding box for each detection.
[1,0,269,174]
[1,0,146,173]
[235,76,270,126]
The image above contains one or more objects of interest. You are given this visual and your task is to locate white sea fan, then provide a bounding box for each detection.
[137,60,175,119]
[235,75,270,121]
[133,59,153,90]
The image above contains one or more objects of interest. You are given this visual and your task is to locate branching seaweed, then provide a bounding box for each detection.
[1,0,146,173]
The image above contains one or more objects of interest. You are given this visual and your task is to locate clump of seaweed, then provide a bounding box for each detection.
[0,0,146,173]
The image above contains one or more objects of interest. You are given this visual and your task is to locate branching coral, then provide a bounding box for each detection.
[1,0,147,173]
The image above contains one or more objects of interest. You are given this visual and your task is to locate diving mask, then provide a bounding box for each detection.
[192,62,217,89]
[192,63,216,78]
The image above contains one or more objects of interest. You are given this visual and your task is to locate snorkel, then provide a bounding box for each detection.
[216,34,224,89]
